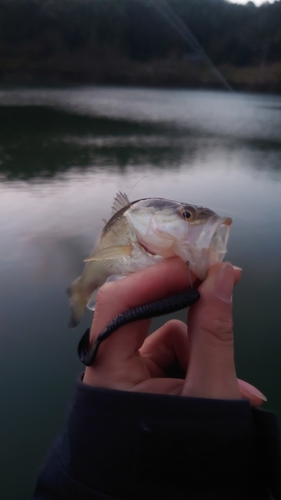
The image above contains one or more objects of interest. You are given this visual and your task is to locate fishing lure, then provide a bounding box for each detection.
[78,287,200,366]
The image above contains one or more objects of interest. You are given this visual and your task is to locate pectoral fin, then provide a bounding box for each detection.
[84,244,133,262]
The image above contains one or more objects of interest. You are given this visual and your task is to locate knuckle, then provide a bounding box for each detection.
[204,315,233,342]
[165,319,186,332]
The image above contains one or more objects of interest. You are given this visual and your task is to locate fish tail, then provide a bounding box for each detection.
[67,277,88,328]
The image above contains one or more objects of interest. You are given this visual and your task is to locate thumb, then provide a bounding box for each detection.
[182,263,242,400]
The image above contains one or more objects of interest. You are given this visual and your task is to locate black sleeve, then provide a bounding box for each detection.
[33,378,281,500]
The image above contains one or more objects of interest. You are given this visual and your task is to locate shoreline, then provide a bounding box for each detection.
[1,56,281,95]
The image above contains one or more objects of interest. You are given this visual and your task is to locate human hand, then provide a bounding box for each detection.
[83,258,266,406]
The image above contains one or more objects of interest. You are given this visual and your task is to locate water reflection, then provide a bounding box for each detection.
[1,87,281,140]
[0,106,187,179]
[1,102,281,182]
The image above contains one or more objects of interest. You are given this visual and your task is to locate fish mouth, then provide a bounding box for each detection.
[209,217,232,259]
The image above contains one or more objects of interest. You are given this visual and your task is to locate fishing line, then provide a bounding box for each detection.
[186,261,193,290]
[127,176,149,197]
[145,0,233,92]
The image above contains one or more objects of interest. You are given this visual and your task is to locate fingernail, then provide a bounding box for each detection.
[233,266,243,272]
[214,263,234,303]
[244,385,267,402]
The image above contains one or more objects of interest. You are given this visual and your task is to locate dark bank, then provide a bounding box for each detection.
[0,0,281,92]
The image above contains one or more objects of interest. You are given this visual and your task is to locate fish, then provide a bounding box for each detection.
[67,192,232,328]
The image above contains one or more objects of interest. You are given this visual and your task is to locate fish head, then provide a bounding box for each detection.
[125,198,232,280]
[173,205,232,279]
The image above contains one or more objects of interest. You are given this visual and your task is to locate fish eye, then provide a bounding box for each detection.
[182,210,192,219]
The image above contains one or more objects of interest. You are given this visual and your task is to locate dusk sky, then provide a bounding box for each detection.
[228,0,274,5]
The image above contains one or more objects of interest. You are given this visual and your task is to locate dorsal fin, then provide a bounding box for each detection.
[111,192,130,216]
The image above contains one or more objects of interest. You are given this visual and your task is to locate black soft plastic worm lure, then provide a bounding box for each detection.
[78,288,200,366]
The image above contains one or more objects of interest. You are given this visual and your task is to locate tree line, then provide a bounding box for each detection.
[0,0,280,90]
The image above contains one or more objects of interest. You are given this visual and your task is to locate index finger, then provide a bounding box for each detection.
[86,257,194,370]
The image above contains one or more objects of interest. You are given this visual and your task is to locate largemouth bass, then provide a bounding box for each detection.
[67,192,232,328]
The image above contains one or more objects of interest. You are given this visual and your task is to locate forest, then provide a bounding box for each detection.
[0,0,281,92]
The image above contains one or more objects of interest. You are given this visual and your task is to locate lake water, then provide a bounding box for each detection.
[0,87,281,499]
